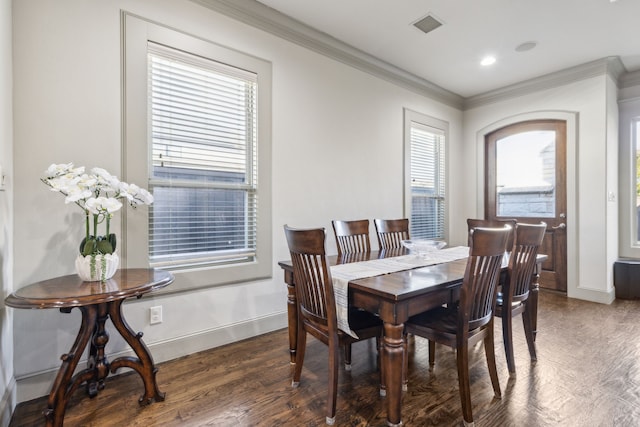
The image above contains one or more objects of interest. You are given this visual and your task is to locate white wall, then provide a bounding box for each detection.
[0,0,14,424]
[11,0,462,401]
[463,75,617,304]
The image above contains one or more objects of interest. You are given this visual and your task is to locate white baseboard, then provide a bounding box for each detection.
[0,377,16,427]
[16,311,288,403]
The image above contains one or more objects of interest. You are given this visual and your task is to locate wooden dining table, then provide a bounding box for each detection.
[278,248,545,427]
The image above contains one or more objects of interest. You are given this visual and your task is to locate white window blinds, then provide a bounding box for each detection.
[148,43,258,268]
[409,122,446,239]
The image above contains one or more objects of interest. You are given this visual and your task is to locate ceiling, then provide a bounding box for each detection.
[253,0,640,98]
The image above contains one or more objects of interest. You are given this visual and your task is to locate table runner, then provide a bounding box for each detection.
[330,246,471,337]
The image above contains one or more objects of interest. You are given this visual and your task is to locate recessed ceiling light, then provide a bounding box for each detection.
[515,41,537,52]
[480,56,496,66]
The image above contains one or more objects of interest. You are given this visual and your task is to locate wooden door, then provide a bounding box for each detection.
[485,120,567,292]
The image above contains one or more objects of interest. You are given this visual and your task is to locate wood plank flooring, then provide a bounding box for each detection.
[10,290,640,426]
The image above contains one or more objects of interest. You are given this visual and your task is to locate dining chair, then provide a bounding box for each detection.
[373,218,410,250]
[331,219,371,256]
[283,225,383,425]
[466,218,517,251]
[495,221,546,376]
[405,225,510,427]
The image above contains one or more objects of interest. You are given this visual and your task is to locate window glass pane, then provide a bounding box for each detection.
[148,44,258,267]
[410,123,445,239]
[635,120,640,243]
[495,131,555,218]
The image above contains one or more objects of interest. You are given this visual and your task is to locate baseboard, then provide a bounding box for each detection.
[0,377,16,427]
[568,285,616,304]
[16,311,288,403]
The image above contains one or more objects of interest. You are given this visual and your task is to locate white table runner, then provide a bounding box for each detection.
[330,246,471,337]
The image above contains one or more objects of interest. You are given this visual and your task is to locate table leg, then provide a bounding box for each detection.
[86,303,110,397]
[529,263,541,341]
[285,270,298,364]
[383,321,405,427]
[44,306,98,427]
[108,299,165,405]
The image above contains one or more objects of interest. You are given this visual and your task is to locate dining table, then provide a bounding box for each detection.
[278,247,545,427]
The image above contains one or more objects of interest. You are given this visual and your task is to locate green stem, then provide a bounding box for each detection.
[85,211,90,241]
[93,214,98,238]
[106,214,110,237]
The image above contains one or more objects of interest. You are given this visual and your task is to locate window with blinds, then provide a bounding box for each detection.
[148,43,258,268]
[408,121,446,240]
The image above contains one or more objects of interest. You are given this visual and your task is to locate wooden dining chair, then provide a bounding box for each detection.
[373,218,410,250]
[405,226,510,427]
[495,221,546,376]
[283,225,382,425]
[467,218,517,251]
[331,219,371,256]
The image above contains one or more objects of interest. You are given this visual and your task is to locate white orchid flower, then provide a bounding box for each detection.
[120,182,154,205]
[85,197,123,215]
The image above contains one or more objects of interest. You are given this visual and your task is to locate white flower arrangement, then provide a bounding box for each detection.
[41,163,153,279]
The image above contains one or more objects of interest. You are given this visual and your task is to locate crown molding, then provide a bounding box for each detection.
[189,1,633,112]
[620,69,640,89]
[189,0,464,109]
[464,57,625,110]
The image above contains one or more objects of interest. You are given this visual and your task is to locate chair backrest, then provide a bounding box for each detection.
[374,218,410,250]
[331,219,371,256]
[284,225,337,331]
[467,218,517,251]
[507,222,547,303]
[461,226,511,331]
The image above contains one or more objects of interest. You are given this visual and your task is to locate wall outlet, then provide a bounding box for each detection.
[150,306,163,325]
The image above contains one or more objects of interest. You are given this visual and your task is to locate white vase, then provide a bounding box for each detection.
[75,252,120,282]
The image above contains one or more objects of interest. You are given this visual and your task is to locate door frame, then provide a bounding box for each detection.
[475,111,580,299]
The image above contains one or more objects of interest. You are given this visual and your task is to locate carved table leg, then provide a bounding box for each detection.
[44,306,98,427]
[108,299,165,404]
[86,303,110,397]
[383,321,405,427]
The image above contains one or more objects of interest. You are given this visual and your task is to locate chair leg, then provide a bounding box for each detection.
[484,322,502,399]
[522,303,537,362]
[402,333,408,391]
[326,341,340,425]
[378,335,386,396]
[501,310,517,376]
[344,344,352,371]
[428,339,436,371]
[292,328,307,387]
[456,342,474,426]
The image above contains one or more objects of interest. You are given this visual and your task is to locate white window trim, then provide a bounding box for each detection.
[619,97,640,258]
[122,12,272,292]
[403,108,449,241]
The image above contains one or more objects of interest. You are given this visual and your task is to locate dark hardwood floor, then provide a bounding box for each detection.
[10,290,640,426]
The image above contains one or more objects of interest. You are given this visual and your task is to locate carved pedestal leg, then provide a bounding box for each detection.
[86,303,110,397]
[44,306,97,427]
[108,299,165,404]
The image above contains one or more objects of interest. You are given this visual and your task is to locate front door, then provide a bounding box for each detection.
[485,120,567,292]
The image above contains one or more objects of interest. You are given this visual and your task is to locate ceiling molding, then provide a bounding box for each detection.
[189,0,464,109]
[620,69,640,89]
[189,1,633,112]
[464,57,625,110]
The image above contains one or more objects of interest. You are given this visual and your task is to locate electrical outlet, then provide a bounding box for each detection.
[150,306,163,325]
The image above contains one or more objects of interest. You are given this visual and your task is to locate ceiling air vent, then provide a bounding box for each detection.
[413,14,443,34]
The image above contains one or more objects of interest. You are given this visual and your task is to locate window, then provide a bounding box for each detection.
[634,118,640,242]
[404,109,448,240]
[123,14,272,292]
